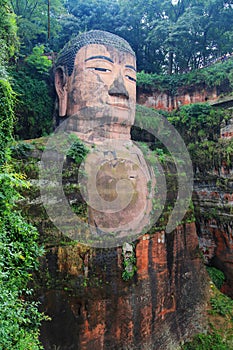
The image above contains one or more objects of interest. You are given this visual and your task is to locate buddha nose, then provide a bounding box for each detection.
[108,76,129,99]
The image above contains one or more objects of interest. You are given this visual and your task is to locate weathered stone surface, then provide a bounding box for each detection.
[17,28,213,348]
[10,136,209,349]
[137,86,218,111]
[193,175,233,298]
[37,223,208,350]
[83,140,154,244]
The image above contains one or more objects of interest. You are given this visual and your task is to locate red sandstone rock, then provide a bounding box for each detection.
[39,222,208,349]
[137,86,218,111]
[194,180,233,298]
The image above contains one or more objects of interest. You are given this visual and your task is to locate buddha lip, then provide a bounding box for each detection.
[108,103,129,109]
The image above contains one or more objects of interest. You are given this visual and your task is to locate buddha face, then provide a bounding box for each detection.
[55,44,136,129]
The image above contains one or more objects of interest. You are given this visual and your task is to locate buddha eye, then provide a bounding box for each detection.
[126,75,136,83]
[87,67,111,72]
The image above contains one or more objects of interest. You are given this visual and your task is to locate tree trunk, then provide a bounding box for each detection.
[168,51,173,75]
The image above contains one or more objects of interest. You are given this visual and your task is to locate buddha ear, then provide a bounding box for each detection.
[55,67,68,117]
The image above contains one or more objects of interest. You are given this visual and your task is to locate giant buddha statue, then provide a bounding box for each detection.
[54,30,155,246]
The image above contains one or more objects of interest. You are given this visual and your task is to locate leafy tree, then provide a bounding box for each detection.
[137,56,233,93]
[146,0,233,73]
[117,0,161,73]
[193,0,233,65]
[9,0,233,73]
[12,44,54,139]
[25,45,52,74]
[0,169,45,349]
[10,0,65,54]
[55,0,124,52]
[118,0,233,73]
[0,79,15,164]
[65,0,122,32]
[168,103,224,142]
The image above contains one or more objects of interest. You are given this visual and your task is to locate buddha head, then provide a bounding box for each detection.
[55,30,136,141]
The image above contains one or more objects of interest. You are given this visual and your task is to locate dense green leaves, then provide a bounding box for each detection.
[135,102,233,175]
[66,134,90,164]
[0,79,15,164]
[0,169,45,349]
[12,44,53,140]
[10,0,65,54]
[206,266,225,289]
[0,3,45,347]
[168,103,226,143]
[166,103,232,173]
[137,57,233,93]
[25,45,52,75]
[0,0,18,65]
[182,331,230,350]
[9,0,233,73]
[12,71,54,139]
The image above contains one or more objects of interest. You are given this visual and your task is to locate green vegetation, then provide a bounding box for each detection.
[0,3,45,347]
[12,45,54,140]
[0,98,45,349]
[206,267,225,290]
[10,0,64,54]
[25,45,52,76]
[210,291,233,317]
[66,134,90,164]
[7,0,233,75]
[182,330,230,350]
[0,78,15,164]
[10,141,35,159]
[56,0,233,74]
[167,103,230,144]
[5,0,233,139]
[182,278,233,350]
[122,244,137,281]
[136,102,233,178]
[137,58,233,93]
[122,258,137,281]
[0,170,46,349]
[0,0,18,65]
[166,103,232,174]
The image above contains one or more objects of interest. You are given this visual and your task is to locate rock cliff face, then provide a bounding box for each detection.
[16,142,209,350]
[137,85,218,111]
[38,224,207,350]
[193,172,233,298]
[137,86,233,302]
[137,82,233,111]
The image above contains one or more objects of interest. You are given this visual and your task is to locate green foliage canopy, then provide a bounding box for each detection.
[10,0,233,74]
[12,45,53,140]
[10,0,65,54]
